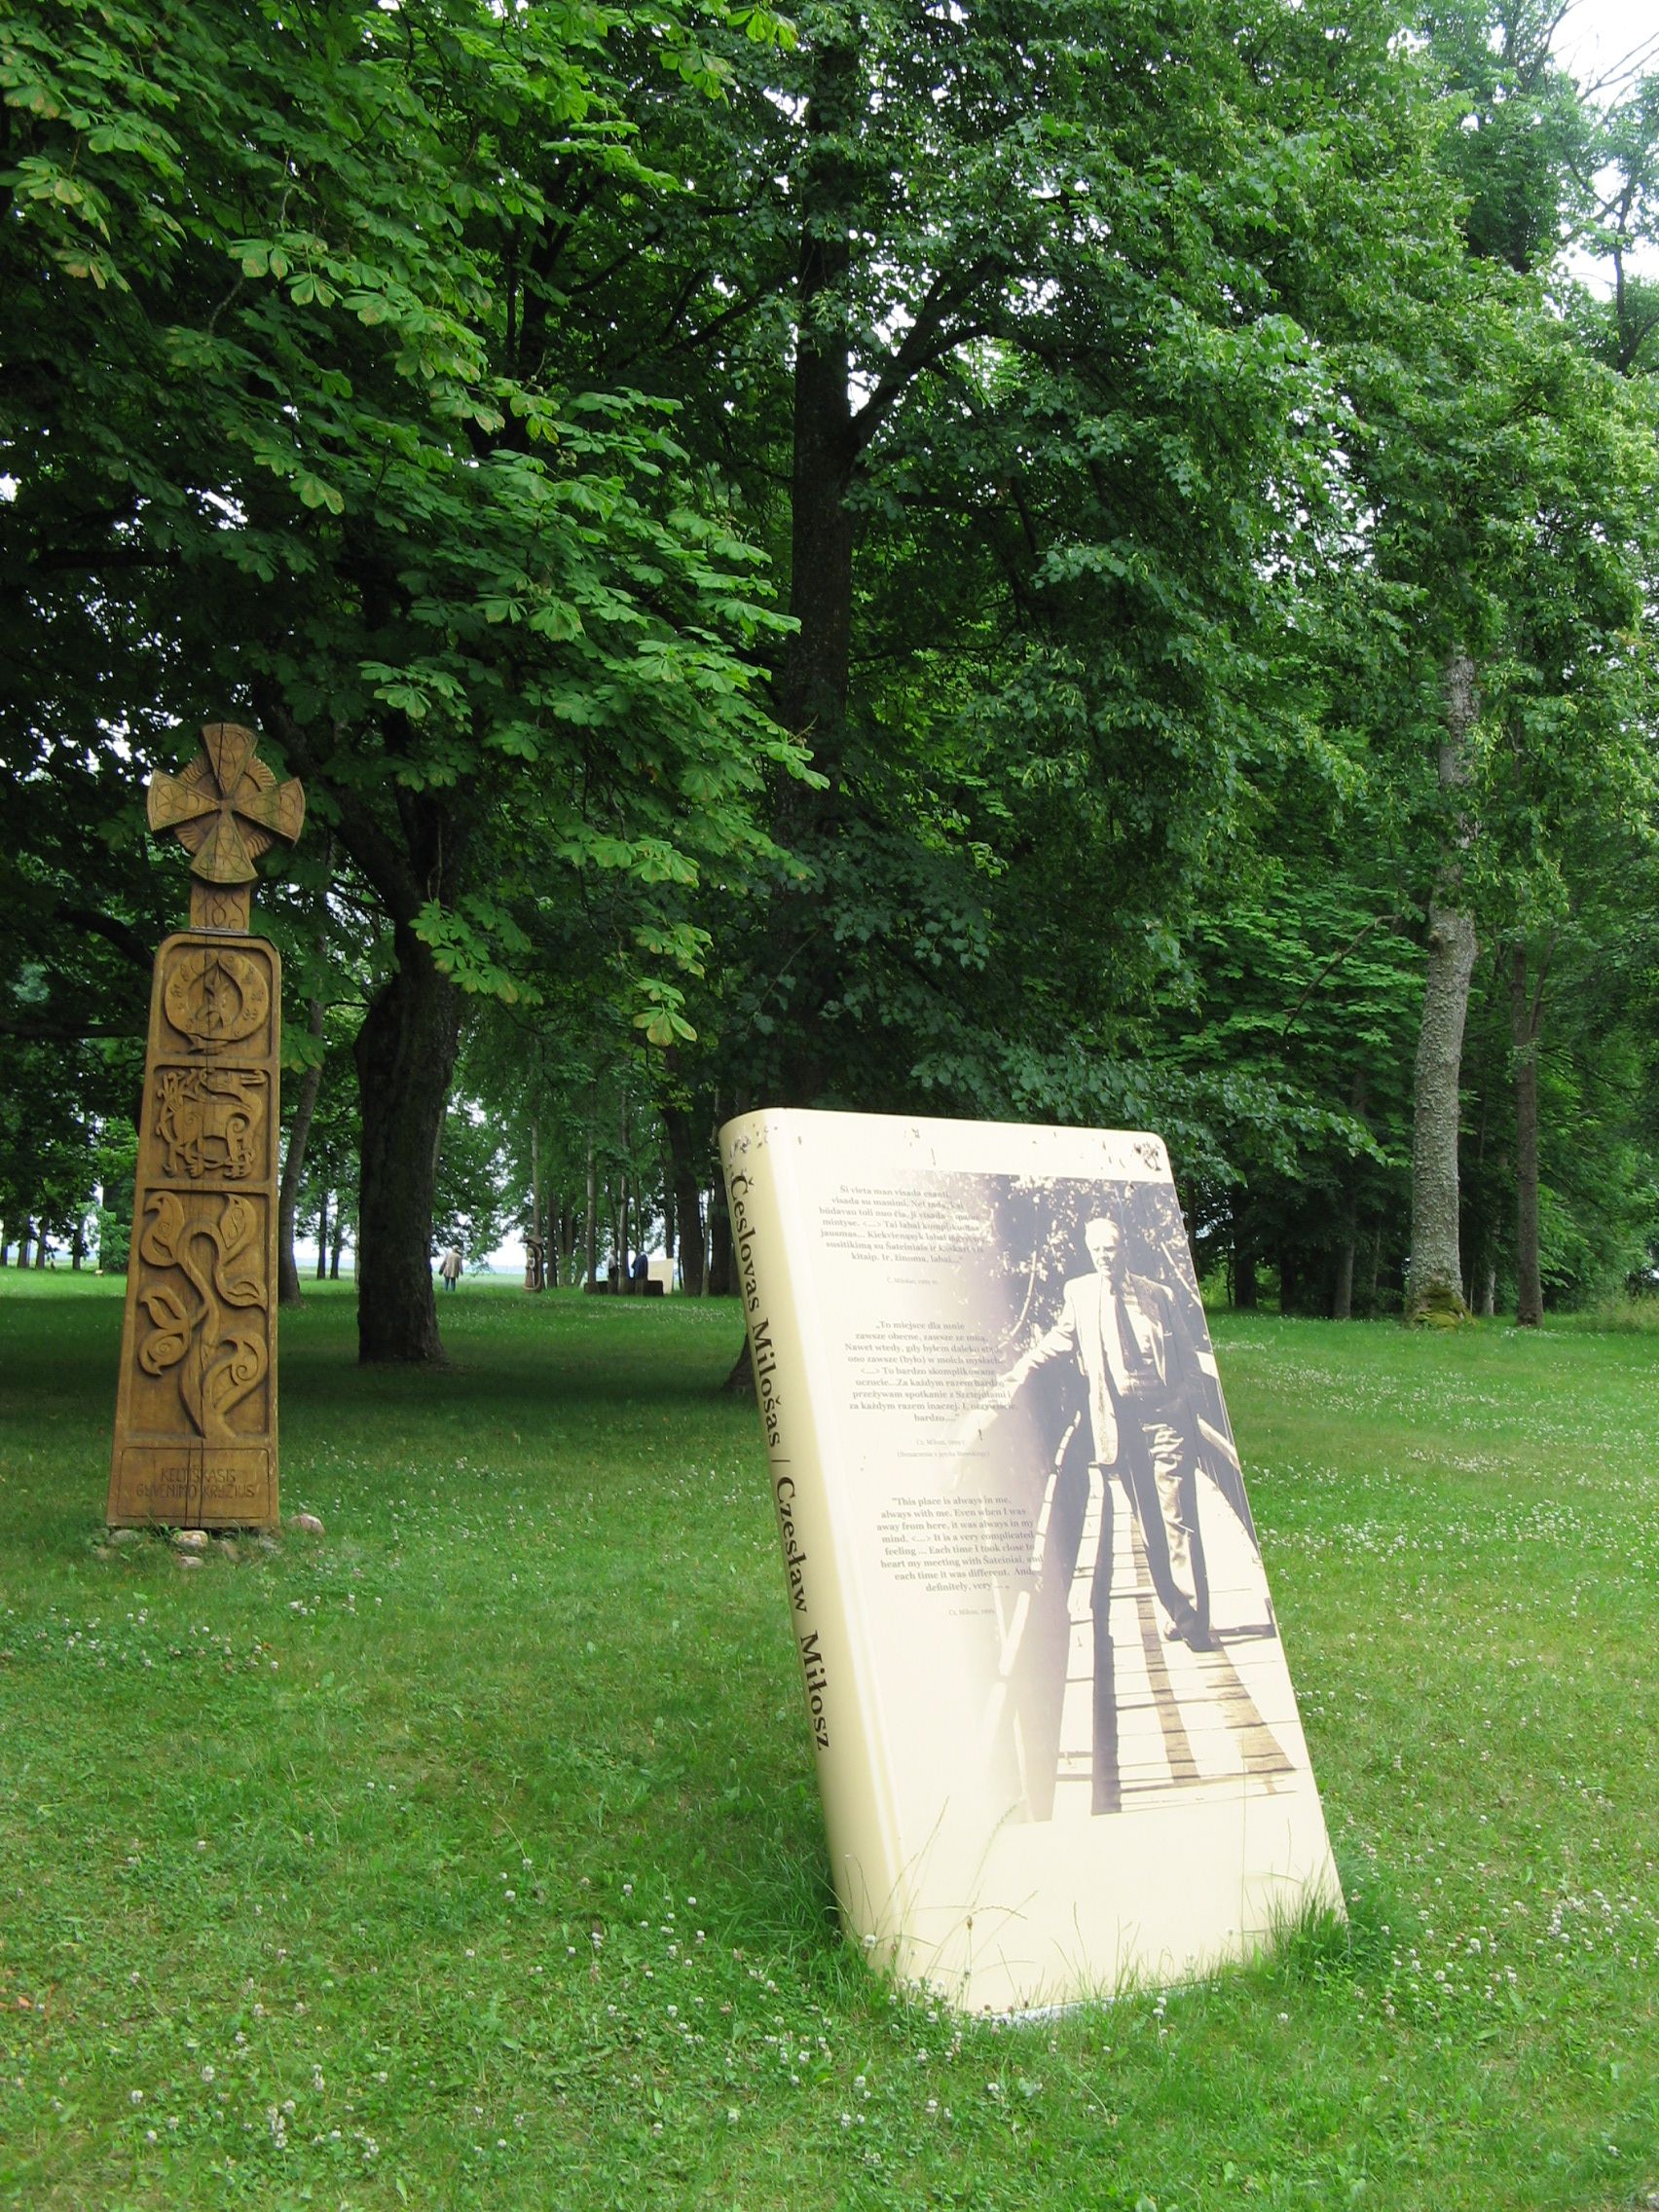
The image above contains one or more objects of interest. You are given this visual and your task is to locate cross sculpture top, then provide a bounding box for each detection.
[148,720,305,932]
[106,717,304,1530]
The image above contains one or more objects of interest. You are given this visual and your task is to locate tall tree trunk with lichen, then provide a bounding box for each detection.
[1408,651,1480,1321]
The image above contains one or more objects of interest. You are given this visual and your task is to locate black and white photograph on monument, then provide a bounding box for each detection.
[955,1174,1299,1826]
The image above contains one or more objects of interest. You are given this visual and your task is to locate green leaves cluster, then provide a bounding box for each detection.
[2,0,806,1008]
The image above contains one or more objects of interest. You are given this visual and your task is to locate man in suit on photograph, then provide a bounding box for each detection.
[1002,1211,1211,1650]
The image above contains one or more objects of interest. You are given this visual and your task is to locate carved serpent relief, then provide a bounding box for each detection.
[134,1192,269,1444]
[153,1067,267,1181]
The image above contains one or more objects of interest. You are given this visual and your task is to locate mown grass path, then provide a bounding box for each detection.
[2,1276,1656,2209]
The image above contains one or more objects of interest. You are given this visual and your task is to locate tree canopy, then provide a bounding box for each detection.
[5,0,1659,1335]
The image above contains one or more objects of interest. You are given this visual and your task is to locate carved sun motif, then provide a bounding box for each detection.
[162,949,272,1048]
[147,722,306,885]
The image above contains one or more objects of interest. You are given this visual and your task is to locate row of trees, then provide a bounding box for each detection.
[6,0,1659,1352]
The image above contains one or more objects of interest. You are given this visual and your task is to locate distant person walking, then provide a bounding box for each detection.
[439,1245,462,1293]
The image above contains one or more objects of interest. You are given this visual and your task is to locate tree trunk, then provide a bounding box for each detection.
[529,1117,545,1292]
[33,1232,47,1270]
[1409,899,1478,1317]
[773,36,859,797]
[278,848,331,1307]
[353,928,463,1364]
[315,1192,330,1280]
[17,1222,32,1270]
[277,992,327,1307]
[583,1130,598,1289]
[707,1171,734,1295]
[1511,939,1545,1326]
[663,1105,707,1295]
[1333,1072,1367,1321]
[759,35,863,1108]
[330,1208,346,1279]
[723,1335,755,1396]
[1408,650,1480,1322]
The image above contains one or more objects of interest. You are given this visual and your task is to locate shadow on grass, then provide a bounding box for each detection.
[0,1277,756,1434]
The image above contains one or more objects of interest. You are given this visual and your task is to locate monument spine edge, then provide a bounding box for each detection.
[719,1110,903,1940]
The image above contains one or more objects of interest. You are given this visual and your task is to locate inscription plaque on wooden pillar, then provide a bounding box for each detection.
[107,721,305,1529]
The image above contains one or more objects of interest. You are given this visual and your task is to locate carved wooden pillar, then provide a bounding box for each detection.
[107,722,304,1530]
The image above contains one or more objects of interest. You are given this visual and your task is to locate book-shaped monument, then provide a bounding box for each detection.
[720,1109,1340,2013]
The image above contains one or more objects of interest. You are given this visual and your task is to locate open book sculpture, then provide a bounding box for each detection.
[721,1108,1341,2013]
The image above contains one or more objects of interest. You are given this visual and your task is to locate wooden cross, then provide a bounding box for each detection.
[108,717,300,1530]
[148,721,306,932]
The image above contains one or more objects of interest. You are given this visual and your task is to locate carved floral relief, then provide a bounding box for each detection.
[134,1193,270,1442]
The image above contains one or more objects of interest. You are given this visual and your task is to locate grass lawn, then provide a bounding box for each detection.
[2,1272,1657,2210]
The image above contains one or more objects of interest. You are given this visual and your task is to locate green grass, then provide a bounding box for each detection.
[2,1274,1658,2210]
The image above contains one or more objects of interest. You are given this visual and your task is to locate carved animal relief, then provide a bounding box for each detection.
[107,722,303,1530]
[153,1069,268,1182]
